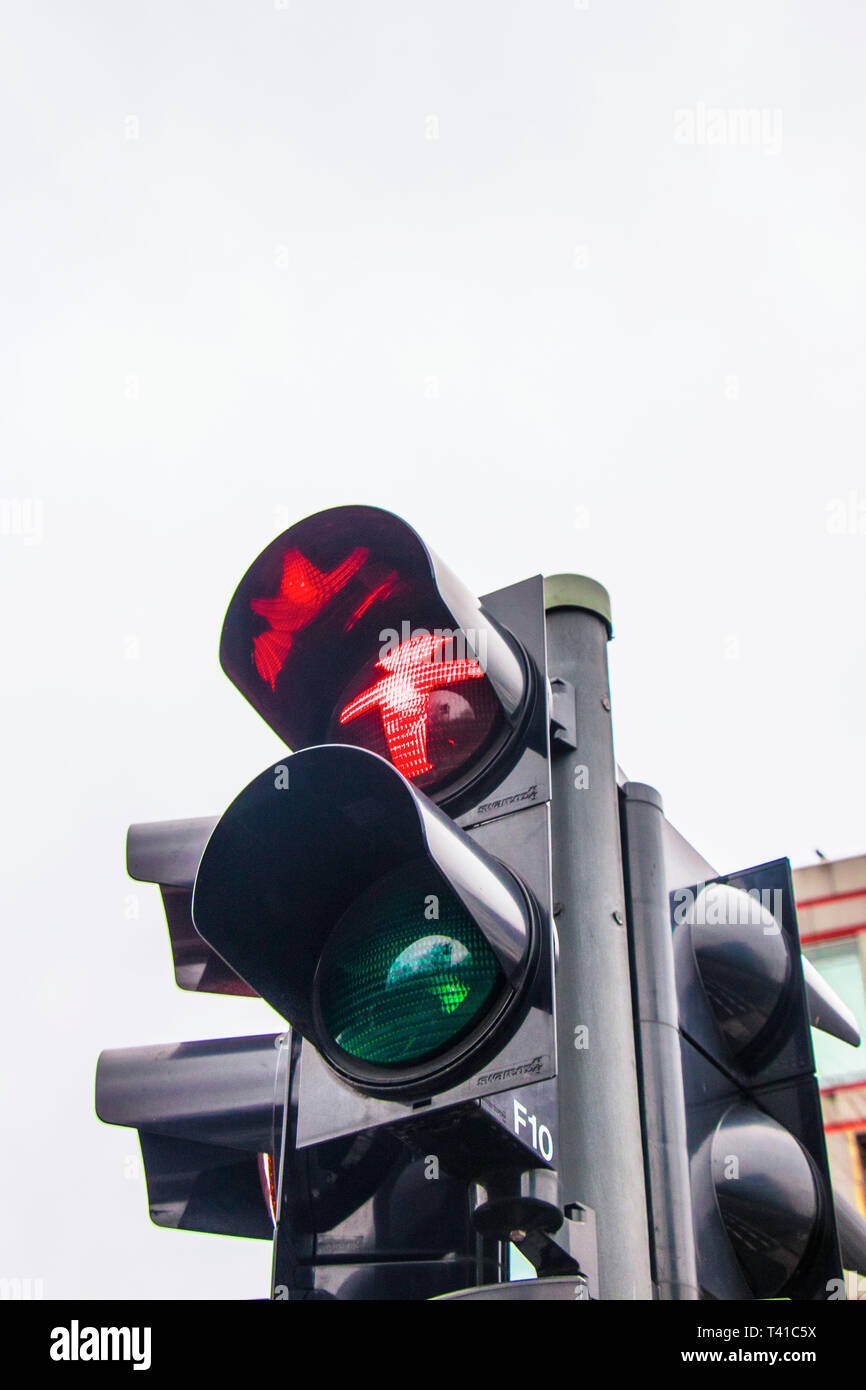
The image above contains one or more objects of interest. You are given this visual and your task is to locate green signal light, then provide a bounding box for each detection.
[432,977,469,1014]
[317,865,503,1067]
[387,936,471,1015]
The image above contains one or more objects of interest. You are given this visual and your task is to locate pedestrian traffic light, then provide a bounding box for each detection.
[216,505,547,823]
[95,503,866,1303]
[192,745,550,1105]
[671,858,859,1300]
[189,506,597,1297]
[96,506,606,1299]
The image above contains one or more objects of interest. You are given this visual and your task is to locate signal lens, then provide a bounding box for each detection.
[316,863,504,1067]
[330,633,502,794]
[250,546,369,690]
[712,1105,820,1298]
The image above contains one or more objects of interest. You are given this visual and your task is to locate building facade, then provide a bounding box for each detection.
[794,852,866,1273]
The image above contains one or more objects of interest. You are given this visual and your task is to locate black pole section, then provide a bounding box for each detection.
[544,577,652,1300]
[620,781,700,1300]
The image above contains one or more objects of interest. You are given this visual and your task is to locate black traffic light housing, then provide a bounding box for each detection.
[97,505,602,1298]
[199,510,589,1292]
[673,858,845,1300]
[198,517,562,1170]
[97,498,866,1302]
[95,1033,288,1239]
[126,817,253,996]
[218,505,549,826]
[192,745,554,1108]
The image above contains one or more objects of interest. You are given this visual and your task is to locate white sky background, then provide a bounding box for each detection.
[2,1,865,1299]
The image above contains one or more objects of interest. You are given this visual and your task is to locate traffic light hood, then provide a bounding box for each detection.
[674,869,820,1085]
[218,506,530,811]
[192,745,539,1098]
[688,1095,826,1300]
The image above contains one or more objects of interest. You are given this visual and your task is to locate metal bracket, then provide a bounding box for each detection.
[515,1200,598,1298]
[549,677,577,752]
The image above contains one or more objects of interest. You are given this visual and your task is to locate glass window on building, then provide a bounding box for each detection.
[805,937,866,1085]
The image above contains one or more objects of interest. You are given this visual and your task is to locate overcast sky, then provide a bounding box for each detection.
[2,1,865,1299]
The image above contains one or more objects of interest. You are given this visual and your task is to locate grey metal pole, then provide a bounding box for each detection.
[620,781,699,1300]
[544,576,653,1300]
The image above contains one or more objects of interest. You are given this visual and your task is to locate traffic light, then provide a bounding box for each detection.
[95,504,866,1302]
[671,858,858,1299]
[622,787,864,1301]
[96,506,611,1299]
[193,745,550,1105]
[190,506,597,1298]
[125,816,250,996]
[216,504,547,822]
[95,1032,288,1240]
[95,819,286,1242]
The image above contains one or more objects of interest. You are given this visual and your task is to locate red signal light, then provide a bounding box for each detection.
[250,546,368,689]
[338,633,490,783]
[221,507,535,811]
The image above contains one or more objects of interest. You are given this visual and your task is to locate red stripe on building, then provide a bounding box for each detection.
[820,1078,866,1097]
[799,921,866,945]
[796,887,866,910]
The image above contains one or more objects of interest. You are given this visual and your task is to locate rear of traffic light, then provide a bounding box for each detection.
[96,819,284,1240]
[125,816,251,996]
[672,859,856,1299]
[96,1032,287,1240]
